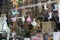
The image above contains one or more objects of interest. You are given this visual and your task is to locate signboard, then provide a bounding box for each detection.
[53,32,60,40]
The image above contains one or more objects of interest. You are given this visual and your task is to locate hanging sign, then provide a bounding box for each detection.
[53,32,60,40]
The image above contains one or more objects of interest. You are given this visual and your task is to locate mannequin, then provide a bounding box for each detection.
[0,14,10,40]
[0,14,10,32]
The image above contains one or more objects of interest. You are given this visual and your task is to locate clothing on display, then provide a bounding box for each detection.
[11,17,17,22]
[48,12,52,20]
[12,10,19,15]
[31,18,37,27]
[1,0,60,40]
[53,4,58,11]
[44,4,48,10]
[22,16,25,23]
[26,16,32,22]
